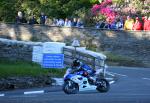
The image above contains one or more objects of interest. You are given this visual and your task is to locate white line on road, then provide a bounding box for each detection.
[106,78,114,81]
[108,72,127,77]
[106,72,115,77]
[24,90,44,95]
[109,81,115,84]
[143,78,150,81]
[0,94,5,97]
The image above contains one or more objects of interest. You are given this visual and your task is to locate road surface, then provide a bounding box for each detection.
[0,66,150,103]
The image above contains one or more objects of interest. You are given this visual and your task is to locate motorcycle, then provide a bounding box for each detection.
[62,64,110,94]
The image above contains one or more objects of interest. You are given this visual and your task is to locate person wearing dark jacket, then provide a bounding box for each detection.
[40,12,47,25]
[28,15,38,25]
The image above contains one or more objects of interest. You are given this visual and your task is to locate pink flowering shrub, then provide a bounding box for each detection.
[91,0,117,23]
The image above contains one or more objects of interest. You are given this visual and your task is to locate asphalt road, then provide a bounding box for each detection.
[0,66,150,103]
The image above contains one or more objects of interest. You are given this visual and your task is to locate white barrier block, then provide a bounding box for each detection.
[32,46,43,64]
[43,42,66,53]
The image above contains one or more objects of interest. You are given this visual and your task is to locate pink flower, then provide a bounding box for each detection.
[91,0,117,23]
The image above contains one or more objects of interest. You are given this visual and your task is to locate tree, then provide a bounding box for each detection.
[0,0,93,22]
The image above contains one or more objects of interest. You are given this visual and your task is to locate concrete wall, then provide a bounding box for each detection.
[0,23,150,66]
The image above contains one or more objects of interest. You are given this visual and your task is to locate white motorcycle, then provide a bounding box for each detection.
[63,64,110,94]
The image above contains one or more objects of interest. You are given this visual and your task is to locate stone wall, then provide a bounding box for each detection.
[0,23,150,66]
[0,38,42,61]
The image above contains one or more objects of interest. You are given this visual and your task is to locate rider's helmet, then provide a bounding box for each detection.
[72,59,81,70]
[72,59,80,67]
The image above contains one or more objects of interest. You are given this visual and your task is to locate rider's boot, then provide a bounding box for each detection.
[88,77,96,85]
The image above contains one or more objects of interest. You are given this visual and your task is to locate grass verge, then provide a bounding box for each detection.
[0,59,66,78]
[103,52,144,67]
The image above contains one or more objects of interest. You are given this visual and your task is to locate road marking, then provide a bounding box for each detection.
[106,78,114,81]
[24,90,44,95]
[143,78,150,81]
[106,72,115,77]
[109,81,115,84]
[0,94,5,97]
[108,72,127,77]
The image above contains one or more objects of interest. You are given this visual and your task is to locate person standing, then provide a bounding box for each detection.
[64,18,72,27]
[143,16,150,31]
[72,18,77,27]
[124,16,134,30]
[15,11,27,24]
[40,12,47,25]
[28,15,38,25]
[132,17,142,30]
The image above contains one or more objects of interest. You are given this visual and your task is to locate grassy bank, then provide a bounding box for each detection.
[0,59,66,78]
[103,52,144,67]
[0,52,145,78]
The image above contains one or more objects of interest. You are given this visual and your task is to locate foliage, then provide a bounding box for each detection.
[0,0,17,22]
[91,0,150,24]
[0,0,149,24]
[90,0,103,3]
[112,0,124,4]
[0,0,92,22]
[91,0,117,23]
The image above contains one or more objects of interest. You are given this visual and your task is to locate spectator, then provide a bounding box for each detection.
[99,20,106,29]
[15,11,27,24]
[45,18,53,25]
[76,18,84,28]
[64,18,72,27]
[109,20,117,29]
[132,17,142,30]
[40,12,47,25]
[143,16,150,31]
[116,18,124,30]
[124,16,134,30]
[28,15,38,25]
[95,21,100,29]
[52,18,58,26]
[57,19,65,26]
[72,18,77,27]
[95,20,109,29]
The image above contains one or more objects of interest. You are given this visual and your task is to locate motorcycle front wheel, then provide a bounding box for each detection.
[63,80,79,94]
[96,79,110,93]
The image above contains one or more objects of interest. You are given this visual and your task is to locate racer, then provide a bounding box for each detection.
[64,59,99,85]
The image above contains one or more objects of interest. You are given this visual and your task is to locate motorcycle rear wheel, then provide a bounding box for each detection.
[96,79,110,93]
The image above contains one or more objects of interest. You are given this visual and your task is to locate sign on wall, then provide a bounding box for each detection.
[42,54,64,68]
